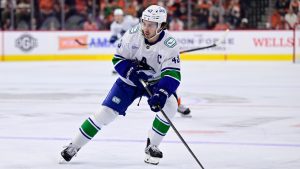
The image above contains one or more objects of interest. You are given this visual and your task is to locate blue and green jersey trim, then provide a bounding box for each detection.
[161,67,181,82]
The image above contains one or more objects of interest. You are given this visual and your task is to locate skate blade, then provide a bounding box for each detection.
[144,154,160,165]
[181,114,192,118]
[58,157,68,164]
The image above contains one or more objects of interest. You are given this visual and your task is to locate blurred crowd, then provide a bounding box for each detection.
[0,0,299,31]
[270,0,300,30]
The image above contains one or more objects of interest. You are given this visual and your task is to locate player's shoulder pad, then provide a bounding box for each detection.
[128,24,140,34]
[118,27,138,47]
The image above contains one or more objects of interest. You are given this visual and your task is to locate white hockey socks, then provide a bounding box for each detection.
[71,106,118,148]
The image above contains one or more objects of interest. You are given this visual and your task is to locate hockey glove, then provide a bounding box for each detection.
[109,35,118,44]
[147,89,169,112]
[127,66,151,89]
[120,30,126,36]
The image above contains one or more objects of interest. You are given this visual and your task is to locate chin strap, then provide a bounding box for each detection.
[140,22,163,41]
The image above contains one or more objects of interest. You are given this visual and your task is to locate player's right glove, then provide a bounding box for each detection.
[147,88,169,112]
[126,64,151,89]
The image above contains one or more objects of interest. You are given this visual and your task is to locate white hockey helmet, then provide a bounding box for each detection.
[141,5,167,40]
[141,5,167,24]
[114,8,124,16]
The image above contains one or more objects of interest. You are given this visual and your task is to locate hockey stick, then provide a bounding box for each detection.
[179,29,230,54]
[139,79,205,169]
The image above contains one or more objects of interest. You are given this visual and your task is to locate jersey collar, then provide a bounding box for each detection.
[144,31,165,46]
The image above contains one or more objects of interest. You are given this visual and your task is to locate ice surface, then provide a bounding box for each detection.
[0,61,299,169]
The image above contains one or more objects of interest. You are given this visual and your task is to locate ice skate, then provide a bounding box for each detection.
[59,143,80,164]
[144,138,163,165]
[177,104,191,117]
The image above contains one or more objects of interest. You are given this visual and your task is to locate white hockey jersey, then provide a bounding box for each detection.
[112,25,181,88]
[110,15,139,40]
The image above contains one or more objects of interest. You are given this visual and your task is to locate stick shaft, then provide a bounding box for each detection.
[180,44,216,54]
[140,80,205,169]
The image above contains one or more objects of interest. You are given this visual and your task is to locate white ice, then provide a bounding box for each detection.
[0,61,300,169]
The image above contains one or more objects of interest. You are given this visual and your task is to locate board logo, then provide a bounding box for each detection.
[15,34,38,52]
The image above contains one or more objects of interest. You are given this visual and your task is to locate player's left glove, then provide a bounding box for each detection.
[147,88,169,112]
[120,30,126,36]
[109,35,118,44]
[127,65,151,89]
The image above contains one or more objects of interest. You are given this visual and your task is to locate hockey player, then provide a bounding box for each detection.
[109,8,139,44]
[110,8,138,74]
[110,9,191,116]
[60,5,181,165]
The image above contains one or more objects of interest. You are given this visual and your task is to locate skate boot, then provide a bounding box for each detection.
[59,143,80,163]
[177,104,191,117]
[144,138,163,165]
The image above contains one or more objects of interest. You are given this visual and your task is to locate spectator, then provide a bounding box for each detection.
[83,15,98,30]
[125,1,138,17]
[196,0,211,29]
[95,10,106,30]
[275,0,290,16]
[39,0,54,15]
[284,7,298,29]
[1,0,12,30]
[38,0,55,28]
[270,9,285,29]
[226,0,241,29]
[15,1,31,30]
[289,0,299,14]
[169,16,184,30]
[213,17,230,30]
[208,0,225,29]
[86,0,93,17]
[0,0,7,29]
[173,2,187,23]
[38,0,61,30]
[76,0,87,15]
[238,18,249,29]
[2,0,297,31]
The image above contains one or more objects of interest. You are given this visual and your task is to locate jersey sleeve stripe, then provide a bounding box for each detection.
[114,54,125,59]
[112,54,126,66]
[161,70,181,81]
[112,57,123,66]
[161,67,180,72]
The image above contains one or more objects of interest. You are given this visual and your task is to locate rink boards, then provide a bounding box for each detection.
[0,30,296,61]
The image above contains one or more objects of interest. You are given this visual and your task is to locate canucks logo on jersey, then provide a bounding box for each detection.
[164,37,177,48]
[135,57,156,74]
